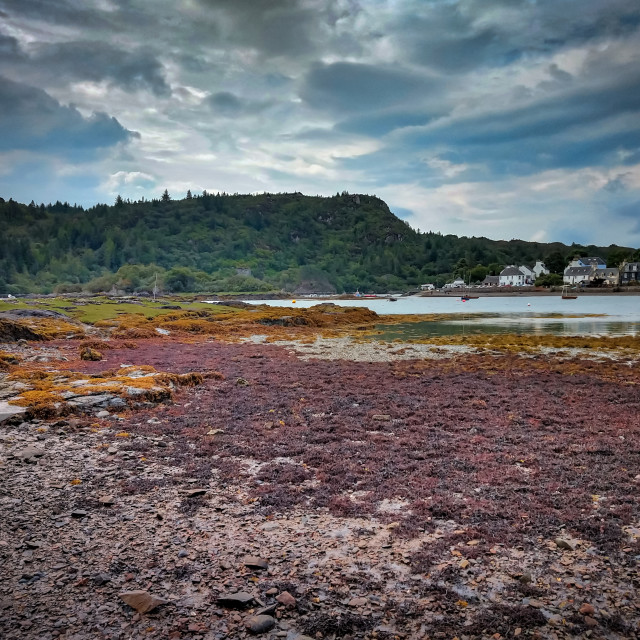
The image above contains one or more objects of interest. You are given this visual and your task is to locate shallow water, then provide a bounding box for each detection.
[240,295,640,337]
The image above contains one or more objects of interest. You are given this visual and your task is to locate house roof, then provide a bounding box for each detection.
[500,266,523,276]
[580,256,606,266]
[482,275,499,284]
[564,267,592,276]
[622,262,640,271]
[596,268,619,276]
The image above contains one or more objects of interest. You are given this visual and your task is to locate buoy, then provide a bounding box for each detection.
[527,303,531,306]
[292,300,296,303]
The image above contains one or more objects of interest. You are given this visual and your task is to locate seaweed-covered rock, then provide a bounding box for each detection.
[80,346,103,361]
[0,318,43,342]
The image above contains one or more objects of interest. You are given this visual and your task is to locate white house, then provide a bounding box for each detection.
[499,266,526,286]
[420,283,435,291]
[563,257,610,285]
[533,261,549,278]
[519,265,536,283]
[563,259,595,285]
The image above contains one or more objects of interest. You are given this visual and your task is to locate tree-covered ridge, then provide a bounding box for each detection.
[0,192,637,294]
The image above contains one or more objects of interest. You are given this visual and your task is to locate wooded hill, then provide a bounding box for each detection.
[0,191,637,294]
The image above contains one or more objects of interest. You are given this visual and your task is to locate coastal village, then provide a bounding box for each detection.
[435,258,640,290]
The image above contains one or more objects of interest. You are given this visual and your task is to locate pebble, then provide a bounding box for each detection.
[555,538,575,551]
[217,592,255,609]
[275,591,296,607]
[13,446,46,461]
[244,615,275,634]
[118,590,168,613]
[243,555,268,570]
[348,597,368,607]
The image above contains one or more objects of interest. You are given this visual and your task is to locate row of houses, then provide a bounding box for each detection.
[480,260,549,287]
[478,257,640,287]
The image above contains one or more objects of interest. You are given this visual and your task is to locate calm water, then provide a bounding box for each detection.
[239,295,640,337]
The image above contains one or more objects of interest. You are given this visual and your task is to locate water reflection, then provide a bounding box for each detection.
[374,318,639,341]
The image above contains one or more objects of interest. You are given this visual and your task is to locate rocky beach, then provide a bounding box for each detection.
[1,302,639,640]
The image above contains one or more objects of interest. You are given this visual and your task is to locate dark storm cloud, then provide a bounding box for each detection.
[0,77,136,154]
[30,41,170,96]
[195,0,363,57]
[0,32,22,58]
[301,62,439,113]
[614,200,640,233]
[0,0,112,28]
[394,0,640,73]
[206,91,273,116]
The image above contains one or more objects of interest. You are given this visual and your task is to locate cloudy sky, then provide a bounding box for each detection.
[1,0,639,246]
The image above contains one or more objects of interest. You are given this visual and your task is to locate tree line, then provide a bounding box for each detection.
[0,192,637,294]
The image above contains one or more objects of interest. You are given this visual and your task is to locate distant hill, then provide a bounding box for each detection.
[0,191,636,294]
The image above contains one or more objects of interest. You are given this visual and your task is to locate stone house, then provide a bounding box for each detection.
[620,262,640,284]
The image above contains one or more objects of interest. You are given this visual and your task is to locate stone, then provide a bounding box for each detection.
[119,590,168,613]
[276,591,296,607]
[372,414,391,421]
[245,615,275,635]
[584,616,597,627]
[217,592,255,609]
[71,510,88,518]
[95,410,110,418]
[13,446,46,462]
[67,394,114,409]
[0,401,27,424]
[25,540,43,549]
[256,605,278,616]
[184,488,207,498]
[555,538,574,551]
[579,603,595,615]
[243,555,268,570]
[80,347,102,361]
[105,397,127,409]
[98,495,115,506]
[348,597,368,607]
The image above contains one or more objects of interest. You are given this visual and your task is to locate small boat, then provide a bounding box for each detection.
[460,271,479,300]
[561,285,577,299]
[388,297,397,302]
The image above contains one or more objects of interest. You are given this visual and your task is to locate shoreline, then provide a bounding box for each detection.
[1,308,639,639]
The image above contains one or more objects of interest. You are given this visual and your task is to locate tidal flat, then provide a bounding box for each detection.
[0,300,639,639]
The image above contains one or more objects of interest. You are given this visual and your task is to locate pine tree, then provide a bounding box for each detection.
[161,189,171,202]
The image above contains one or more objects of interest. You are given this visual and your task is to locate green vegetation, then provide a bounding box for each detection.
[1,192,638,294]
[0,296,230,324]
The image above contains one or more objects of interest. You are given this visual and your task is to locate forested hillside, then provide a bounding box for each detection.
[0,191,637,294]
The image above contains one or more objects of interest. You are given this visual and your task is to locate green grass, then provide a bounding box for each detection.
[0,297,238,324]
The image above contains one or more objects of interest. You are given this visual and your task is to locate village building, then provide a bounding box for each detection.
[620,262,640,284]
[563,257,608,285]
[532,260,549,278]
[499,266,526,286]
[481,275,500,287]
[595,267,619,285]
